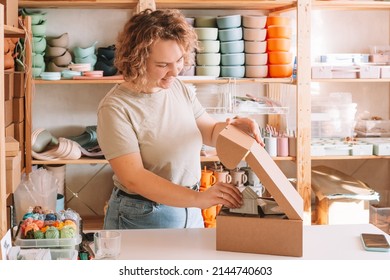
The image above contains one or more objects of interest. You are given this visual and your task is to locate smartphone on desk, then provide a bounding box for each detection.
[361,233,390,252]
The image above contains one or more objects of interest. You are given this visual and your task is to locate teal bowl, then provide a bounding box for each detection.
[73,41,98,58]
[31,22,47,37]
[218,27,243,42]
[221,53,245,66]
[216,14,242,29]
[221,65,245,78]
[75,54,97,66]
[32,36,46,54]
[220,40,244,54]
[32,52,45,68]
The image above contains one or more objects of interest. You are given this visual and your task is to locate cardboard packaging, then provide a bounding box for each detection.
[4,71,14,101]
[215,125,303,257]
[13,72,25,98]
[6,151,21,194]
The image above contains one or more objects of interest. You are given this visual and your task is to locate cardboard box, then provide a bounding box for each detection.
[4,99,13,127]
[0,0,19,27]
[6,151,21,194]
[5,136,19,157]
[312,166,377,225]
[4,71,14,101]
[14,121,24,145]
[215,125,303,257]
[13,72,25,98]
[12,97,24,123]
[5,123,14,138]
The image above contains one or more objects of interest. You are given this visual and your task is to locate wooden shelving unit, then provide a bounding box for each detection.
[19,0,297,10]
[17,0,313,223]
[1,4,7,241]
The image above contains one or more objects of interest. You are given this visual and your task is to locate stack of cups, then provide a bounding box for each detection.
[194,16,220,77]
[73,41,98,71]
[46,33,72,73]
[266,16,293,78]
[179,18,196,76]
[242,15,268,78]
[23,9,47,77]
[200,166,217,228]
[95,45,118,76]
[217,15,245,78]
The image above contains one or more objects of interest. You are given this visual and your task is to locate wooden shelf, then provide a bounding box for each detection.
[33,79,124,85]
[4,25,25,37]
[311,155,390,160]
[313,1,390,10]
[20,0,296,11]
[312,78,390,83]
[32,158,108,165]
[32,155,297,165]
[33,77,294,85]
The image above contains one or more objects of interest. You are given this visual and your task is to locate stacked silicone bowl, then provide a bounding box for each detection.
[45,33,72,74]
[217,15,245,78]
[266,16,293,78]
[22,9,48,77]
[242,15,268,78]
[194,16,220,77]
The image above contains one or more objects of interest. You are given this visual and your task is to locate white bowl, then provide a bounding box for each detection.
[244,40,267,54]
[194,28,218,40]
[242,15,267,28]
[196,66,220,77]
[196,53,221,66]
[198,40,220,53]
[245,65,268,78]
[245,53,268,65]
[243,28,267,41]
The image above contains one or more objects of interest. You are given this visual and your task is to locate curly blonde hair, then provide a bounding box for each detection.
[115,9,198,86]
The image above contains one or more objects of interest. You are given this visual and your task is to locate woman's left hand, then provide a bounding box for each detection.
[226,116,264,147]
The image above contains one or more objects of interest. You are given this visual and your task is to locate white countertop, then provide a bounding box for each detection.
[107,223,390,260]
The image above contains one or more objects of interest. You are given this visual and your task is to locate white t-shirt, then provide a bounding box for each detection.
[97,78,205,191]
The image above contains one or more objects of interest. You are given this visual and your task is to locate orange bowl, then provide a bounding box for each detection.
[267,38,290,52]
[267,25,292,39]
[266,16,291,27]
[268,52,293,64]
[268,64,293,78]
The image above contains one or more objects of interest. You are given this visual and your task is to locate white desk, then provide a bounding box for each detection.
[112,224,390,260]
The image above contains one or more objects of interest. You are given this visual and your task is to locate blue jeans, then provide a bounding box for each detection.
[104,187,204,229]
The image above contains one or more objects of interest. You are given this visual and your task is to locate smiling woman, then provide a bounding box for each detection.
[96,9,262,230]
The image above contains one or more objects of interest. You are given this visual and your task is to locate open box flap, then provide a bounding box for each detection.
[216,125,303,220]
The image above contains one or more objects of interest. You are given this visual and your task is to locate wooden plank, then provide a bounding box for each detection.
[296,0,312,224]
[1,4,8,249]
[19,0,296,10]
[24,16,33,174]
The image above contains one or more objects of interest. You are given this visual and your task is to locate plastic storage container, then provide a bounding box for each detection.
[370,190,390,234]
[355,120,390,137]
[14,232,82,248]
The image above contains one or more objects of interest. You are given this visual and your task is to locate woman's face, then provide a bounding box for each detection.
[144,39,185,93]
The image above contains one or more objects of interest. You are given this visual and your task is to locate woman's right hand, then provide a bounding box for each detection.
[196,182,243,209]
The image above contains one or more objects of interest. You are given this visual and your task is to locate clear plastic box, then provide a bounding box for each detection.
[369,190,390,234]
[14,232,81,248]
[312,120,356,138]
[355,120,390,137]
[50,249,78,260]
